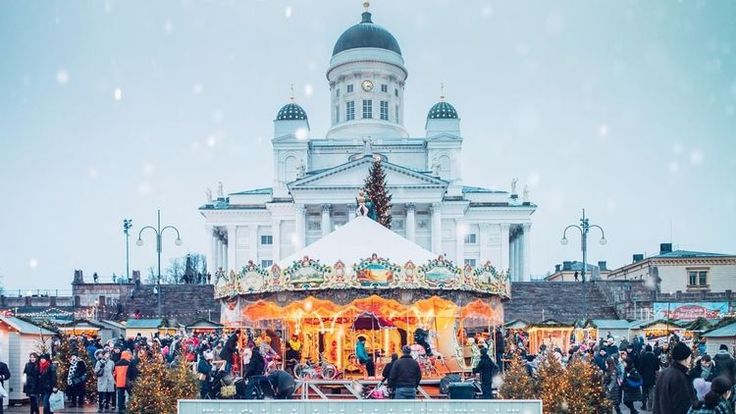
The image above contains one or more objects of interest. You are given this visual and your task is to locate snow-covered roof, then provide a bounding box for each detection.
[0,316,55,335]
[278,215,437,268]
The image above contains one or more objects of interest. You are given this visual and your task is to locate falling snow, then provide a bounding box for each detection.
[56,69,69,85]
[113,87,123,101]
[206,135,217,147]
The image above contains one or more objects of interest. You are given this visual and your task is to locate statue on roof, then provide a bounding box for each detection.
[431,156,441,176]
[205,187,213,203]
[296,159,306,178]
[523,185,529,203]
[510,177,518,195]
[217,181,224,198]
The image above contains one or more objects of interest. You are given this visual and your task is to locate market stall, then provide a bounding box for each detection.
[527,320,574,354]
[58,319,112,341]
[580,319,632,344]
[702,320,736,356]
[0,316,54,404]
[185,319,223,335]
[630,319,688,345]
[216,216,509,378]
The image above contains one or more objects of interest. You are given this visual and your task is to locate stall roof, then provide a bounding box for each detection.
[278,216,437,268]
[504,319,529,329]
[185,319,223,329]
[529,319,573,328]
[633,319,681,330]
[99,320,126,330]
[59,319,106,329]
[0,316,55,335]
[587,319,632,330]
[125,319,163,329]
[703,321,736,338]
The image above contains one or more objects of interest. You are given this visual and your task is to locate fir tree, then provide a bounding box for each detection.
[499,353,536,399]
[537,355,568,413]
[364,157,392,228]
[129,350,174,414]
[564,358,612,414]
[54,334,73,391]
[75,341,98,404]
[167,357,199,403]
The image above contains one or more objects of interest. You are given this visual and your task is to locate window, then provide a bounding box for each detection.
[335,105,340,123]
[261,260,273,268]
[394,88,398,97]
[347,84,354,93]
[260,235,273,245]
[335,87,340,97]
[362,99,372,119]
[346,101,355,121]
[395,105,400,123]
[688,269,708,286]
[464,259,477,267]
[380,101,389,120]
[464,233,477,244]
[307,214,321,231]
[381,84,388,93]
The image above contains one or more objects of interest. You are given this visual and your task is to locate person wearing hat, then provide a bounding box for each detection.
[95,349,115,412]
[639,344,660,411]
[687,375,733,414]
[355,336,375,378]
[472,347,499,399]
[713,344,735,384]
[388,345,422,399]
[653,341,697,414]
[197,351,214,399]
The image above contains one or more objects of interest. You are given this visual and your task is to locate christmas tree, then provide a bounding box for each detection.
[54,334,73,391]
[167,357,199,403]
[75,341,98,404]
[499,353,536,399]
[537,355,569,413]
[129,350,174,414]
[364,156,392,228]
[564,358,612,414]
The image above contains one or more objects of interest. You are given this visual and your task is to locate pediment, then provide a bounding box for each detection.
[289,157,447,189]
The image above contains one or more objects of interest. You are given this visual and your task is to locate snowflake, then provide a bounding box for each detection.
[598,123,609,137]
[285,6,292,18]
[192,83,203,95]
[113,87,122,101]
[295,128,308,141]
[689,149,704,165]
[56,69,69,86]
[668,160,679,173]
[481,5,493,18]
[29,258,38,269]
[303,84,313,97]
[206,135,216,147]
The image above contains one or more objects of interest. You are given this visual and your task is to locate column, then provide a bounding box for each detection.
[479,224,490,265]
[295,204,306,249]
[347,204,354,221]
[405,203,416,242]
[208,226,218,272]
[214,233,222,270]
[455,218,465,265]
[430,203,442,254]
[220,236,228,271]
[249,224,259,263]
[509,235,516,281]
[500,224,510,272]
[522,223,532,281]
[515,232,522,281]
[227,225,237,272]
[272,219,281,262]
[321,204,332,237]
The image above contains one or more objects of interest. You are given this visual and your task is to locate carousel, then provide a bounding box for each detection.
[215,211,509,380]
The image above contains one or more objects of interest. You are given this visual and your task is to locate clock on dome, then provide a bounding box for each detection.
[361,80,374,92]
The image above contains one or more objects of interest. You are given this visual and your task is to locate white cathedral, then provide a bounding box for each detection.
[200,6,536,281]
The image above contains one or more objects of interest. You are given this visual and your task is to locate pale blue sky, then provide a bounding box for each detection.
[1,0,735,291]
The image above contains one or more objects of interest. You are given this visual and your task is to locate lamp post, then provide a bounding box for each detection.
[136,209,182,317]
[123,219,133,283]
[560,209,607,283]
[561,209,607,321]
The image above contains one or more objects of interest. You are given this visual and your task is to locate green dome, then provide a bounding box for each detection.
[276,103,307,121]
[332,12,402,56]
[427,101,458,119]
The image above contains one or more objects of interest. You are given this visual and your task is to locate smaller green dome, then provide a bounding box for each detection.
[276,103,308,121]
[427,101,458,119]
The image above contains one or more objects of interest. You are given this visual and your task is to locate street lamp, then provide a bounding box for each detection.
[123,219,133,283]
[560,208,607,283]
[136,209,182,317]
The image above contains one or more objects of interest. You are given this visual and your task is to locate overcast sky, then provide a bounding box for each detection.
[1,0,735,292]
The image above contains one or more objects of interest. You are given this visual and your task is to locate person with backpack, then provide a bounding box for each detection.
[472,347,499,399]
[622,364,643,414]
[687,376,734,414]
[95,350,115,412]
[113,350,132,413]
[713,345,735,383]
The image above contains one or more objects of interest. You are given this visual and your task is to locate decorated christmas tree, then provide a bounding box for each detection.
[537,355,569,413]
[75,341,98,404]
[54,334,73,391]
[167,357,199,402]
[565,358,612,414]
[364,156,392,228]
[499,353,536,399]
[129,350,174,414]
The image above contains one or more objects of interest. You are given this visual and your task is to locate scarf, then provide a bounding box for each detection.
[67,356,78,385]
[39,360,50,374]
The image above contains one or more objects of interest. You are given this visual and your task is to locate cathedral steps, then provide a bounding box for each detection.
[505,281,619,324]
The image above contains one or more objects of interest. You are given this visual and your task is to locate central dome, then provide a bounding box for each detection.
[332,12,402,56]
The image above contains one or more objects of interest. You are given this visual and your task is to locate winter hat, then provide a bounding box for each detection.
[401,345,412,355]
[719,344,728,351]
[671,341,692,361]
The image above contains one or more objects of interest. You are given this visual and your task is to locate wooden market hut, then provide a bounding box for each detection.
[98,320,126,339]
[58,319,112,342]
[527,319,574,354]
[583,319,632,343]
[630,319,684,343]
[185,319,223,335]
[124,318,162,338]
[703,320,736,355]
[0,316,54,403]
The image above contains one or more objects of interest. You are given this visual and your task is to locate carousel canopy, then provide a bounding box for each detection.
[278,216,436,268]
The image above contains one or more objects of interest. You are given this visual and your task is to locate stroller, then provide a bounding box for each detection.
[362,380,390,399]
[208,369,246,399]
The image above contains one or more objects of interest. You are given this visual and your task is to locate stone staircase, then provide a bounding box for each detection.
[505,281,619,323]
[111,284,220,325]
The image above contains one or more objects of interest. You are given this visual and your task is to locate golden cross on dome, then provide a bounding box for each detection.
[289,83,295,101]
[440,82,446,101]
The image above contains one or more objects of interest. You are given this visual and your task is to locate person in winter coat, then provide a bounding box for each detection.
[473,348,498,399]
[622,365,643,414]
[494,328,506,371]
[605,357,623,414]
[95,350,115,412]
[690,355,717,383]
[267,369,296,399]
[687,376,734,414]
[113,350,132,413]
[37,354,57,414]
[713,345,736,383]
[654,341,697,414]
[638,344,660,410]
[594,348,608,372]
[356,336,375,377]
[197,351,214,399]
[220,330,240,372]
[66,354,88,408]
[244,347,266,399]
[388,346,422,399]
[382,353,398,384]
[23,353,40,414]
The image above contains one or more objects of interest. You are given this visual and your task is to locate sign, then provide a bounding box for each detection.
[652,302,729,320]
